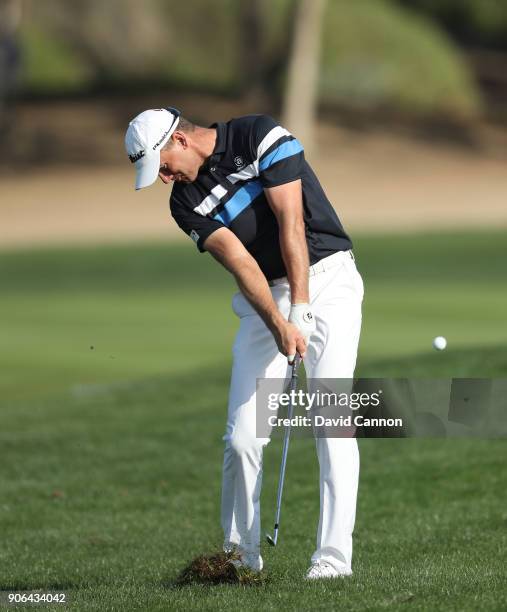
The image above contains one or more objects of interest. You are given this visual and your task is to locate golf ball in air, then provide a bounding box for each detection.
[433,336,447,351]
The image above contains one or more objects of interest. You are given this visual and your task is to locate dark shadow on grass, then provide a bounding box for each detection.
[0,581,79,591]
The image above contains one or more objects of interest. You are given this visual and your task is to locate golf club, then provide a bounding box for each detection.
[266,353,302,547]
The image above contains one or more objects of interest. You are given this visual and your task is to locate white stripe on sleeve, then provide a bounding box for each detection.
[257,126,291,160]
[194,184,228,216]
[227,126,291,184]
[227,162,258,184]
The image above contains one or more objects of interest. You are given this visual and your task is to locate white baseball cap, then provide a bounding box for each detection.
[125,107,181,190]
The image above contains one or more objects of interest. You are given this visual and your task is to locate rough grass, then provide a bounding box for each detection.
[0,362,506,610]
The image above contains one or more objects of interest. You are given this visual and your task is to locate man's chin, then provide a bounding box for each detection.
[172,171,197,183]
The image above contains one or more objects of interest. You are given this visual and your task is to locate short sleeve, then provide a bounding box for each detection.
[170,190,224,252]
[250,115,305,188]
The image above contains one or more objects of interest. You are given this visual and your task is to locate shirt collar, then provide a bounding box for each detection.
[210,122,227,154]
[203,122,227,169]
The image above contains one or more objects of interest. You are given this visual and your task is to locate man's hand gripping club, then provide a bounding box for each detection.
[286,303,315,363]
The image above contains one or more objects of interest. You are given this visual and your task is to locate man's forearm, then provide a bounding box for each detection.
[204,225,308,358]
[204,228,285,334]
[279,217,310,304]
[264,180,310,304]
[232,256,285,333]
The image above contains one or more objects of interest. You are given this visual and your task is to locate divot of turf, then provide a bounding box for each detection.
[174,551,266,587]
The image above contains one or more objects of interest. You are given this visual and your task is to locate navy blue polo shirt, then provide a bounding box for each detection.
[170,114,352,280]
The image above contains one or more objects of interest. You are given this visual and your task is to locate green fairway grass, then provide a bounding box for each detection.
[1,230,506,400]
[1,231,506,610]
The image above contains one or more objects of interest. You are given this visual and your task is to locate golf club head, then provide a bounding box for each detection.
[266,533,276,546]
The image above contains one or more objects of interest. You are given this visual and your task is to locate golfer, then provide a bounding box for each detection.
[125,108,363,579]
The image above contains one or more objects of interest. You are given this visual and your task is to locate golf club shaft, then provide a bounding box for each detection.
[272,354,302,541]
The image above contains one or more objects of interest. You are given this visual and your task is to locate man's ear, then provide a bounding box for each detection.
[173,131,187,149]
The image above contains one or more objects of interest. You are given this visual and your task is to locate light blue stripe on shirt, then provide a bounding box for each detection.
[259,139,303,172]
[213,180,263,226]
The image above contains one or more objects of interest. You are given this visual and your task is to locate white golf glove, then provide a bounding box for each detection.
[288,303,316,343]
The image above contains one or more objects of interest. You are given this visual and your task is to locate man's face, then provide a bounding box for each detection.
[158,132,201,184]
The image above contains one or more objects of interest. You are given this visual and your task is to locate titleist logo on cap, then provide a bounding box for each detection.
[152,127,172,150]
[129,150,145,163]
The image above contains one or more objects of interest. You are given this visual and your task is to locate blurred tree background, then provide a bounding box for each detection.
[1,0,506,164]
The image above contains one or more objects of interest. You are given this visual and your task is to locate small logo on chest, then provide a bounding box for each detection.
[233,155,245,169]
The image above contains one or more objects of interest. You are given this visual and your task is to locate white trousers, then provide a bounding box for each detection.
[221,250,364,572]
